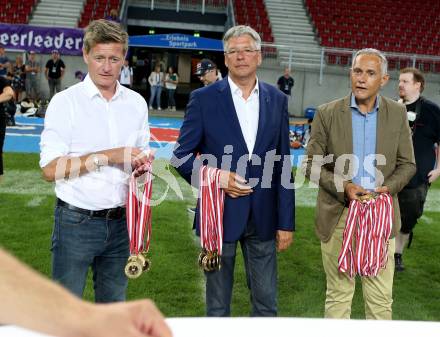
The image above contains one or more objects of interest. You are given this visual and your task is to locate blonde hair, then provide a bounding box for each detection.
[83,19,128,54]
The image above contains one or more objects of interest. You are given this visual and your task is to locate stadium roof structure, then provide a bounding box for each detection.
[129,33,223,52]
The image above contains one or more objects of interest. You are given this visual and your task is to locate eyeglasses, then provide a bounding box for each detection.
[224,48,260,56]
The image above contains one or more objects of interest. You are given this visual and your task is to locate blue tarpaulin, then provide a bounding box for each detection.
[128,33,224,51]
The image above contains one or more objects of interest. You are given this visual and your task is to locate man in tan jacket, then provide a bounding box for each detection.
[302,48,416,320]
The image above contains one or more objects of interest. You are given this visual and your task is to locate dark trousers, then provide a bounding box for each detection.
[0,109,5,175]
[398,183,429,234]
[205,219,277,317]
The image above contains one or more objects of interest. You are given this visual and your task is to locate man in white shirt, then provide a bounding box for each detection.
[119,59,133,88]
[148,65,164,110]
[40,19,151,302]
[172,25,295,316]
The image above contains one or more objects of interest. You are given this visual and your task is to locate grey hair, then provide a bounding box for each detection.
[352,48,388,75]
[222,25,261,52]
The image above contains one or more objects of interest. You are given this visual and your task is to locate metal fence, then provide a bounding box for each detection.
[260,43,440,84]
[144,0,227,13]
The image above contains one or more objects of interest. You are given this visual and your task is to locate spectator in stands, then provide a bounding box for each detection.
[0,247,172,337]
[277,67,294,114]
[0,46,10,79]
[119,59,133,88]
[302,48,416,319]
[195,58,219,86]
[148,65,164,110]
[45,50,66,99]
[105,8,120,23]
[172,25,294,317]
[164,66,178,111]
[40,20,151,303]
[394,67,440,272]
[11,55,26,101]
[25,51,40,102]
[0,75,14,182]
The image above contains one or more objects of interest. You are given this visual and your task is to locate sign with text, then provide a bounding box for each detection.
[0,23,84,55]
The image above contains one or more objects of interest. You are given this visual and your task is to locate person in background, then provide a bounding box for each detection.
[277,67,294,114]
[45,49,65,99]
[165,66,178,111]
[394,67,440,272]
[195,58,219,86]
[0,247,172,337]
[25,51,40,102]
[120,59,133,88]
[0,45,10,78]
[11,55,26,101]
[148,65,164,110]
[0,75,14,182]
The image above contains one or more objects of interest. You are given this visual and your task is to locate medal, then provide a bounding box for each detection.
[198,166,225,272]
[125,161,153,279]
[339,193,393,277]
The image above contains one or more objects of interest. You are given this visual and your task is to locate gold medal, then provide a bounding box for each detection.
[125,255,143,279]
[358,192,378,203]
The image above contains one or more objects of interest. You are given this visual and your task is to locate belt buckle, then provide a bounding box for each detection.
[106,208,119,220]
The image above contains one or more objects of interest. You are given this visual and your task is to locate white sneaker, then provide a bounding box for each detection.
[149,106,154,110]
[158,107,162,111]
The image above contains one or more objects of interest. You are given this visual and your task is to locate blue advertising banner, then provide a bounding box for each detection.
[0,23,84,55]
[129,33,223,51]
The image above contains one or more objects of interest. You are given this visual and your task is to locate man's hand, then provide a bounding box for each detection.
[344,182,368,201]
[276,230,293,252]
[375,185,390,194]
[219,170,253,198]
[428,168,440,184]
[81,299,172,337]
[105,147,154,169]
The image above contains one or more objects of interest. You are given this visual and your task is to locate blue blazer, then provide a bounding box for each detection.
[172,77,295,242]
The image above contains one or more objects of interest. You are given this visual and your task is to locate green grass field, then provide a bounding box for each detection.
[1,152,439,320]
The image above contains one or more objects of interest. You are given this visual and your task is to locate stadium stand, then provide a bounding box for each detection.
[233,0,273,43]
[306,0,440,71]
[232,0,277,57]
[79,0,121,28]
[30,0,84,28]
[0,0,36,24]
[264,0,322,68]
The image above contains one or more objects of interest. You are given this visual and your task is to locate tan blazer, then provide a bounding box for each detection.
[302,95,416,242]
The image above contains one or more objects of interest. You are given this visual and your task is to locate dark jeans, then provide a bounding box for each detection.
[398,183,429,234]
[167,88,176,107]
[51,205,129,302]
[205,220,277,317]
[48,77,61,99]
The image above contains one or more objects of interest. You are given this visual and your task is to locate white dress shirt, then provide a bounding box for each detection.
[40,74,150,210]
[228,76,260,155]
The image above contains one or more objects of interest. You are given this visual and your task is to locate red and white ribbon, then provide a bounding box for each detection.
[126,161,153,256]
[338,193,393,277]
[199,166,225,255]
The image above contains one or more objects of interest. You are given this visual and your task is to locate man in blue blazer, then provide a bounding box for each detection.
[172,25,295,316]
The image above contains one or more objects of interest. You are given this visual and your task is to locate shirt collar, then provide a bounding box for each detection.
[350,94,380,114]
[228,76,259,97]
[83,73,124,100]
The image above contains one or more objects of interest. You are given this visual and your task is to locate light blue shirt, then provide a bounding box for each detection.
[350,94,379,190]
